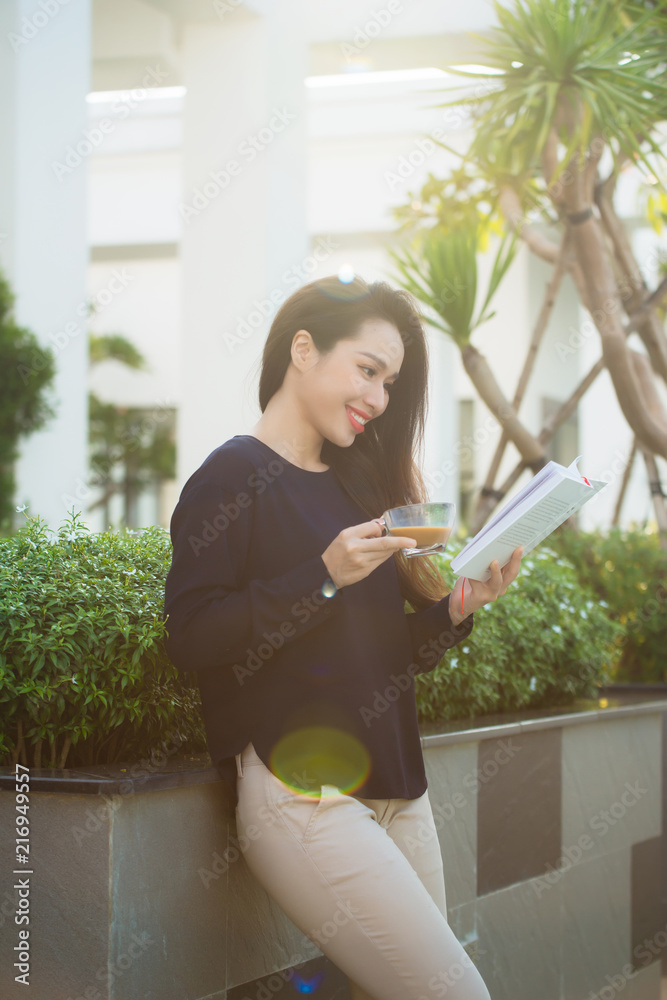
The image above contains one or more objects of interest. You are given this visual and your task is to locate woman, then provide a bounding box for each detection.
[163,274,522,1000]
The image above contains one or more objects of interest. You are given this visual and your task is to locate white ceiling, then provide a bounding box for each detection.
[92,0,498,90]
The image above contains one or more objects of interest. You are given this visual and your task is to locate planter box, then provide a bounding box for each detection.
[1,695,665,1000]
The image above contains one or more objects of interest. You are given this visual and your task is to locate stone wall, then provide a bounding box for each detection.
[0,702,664,1000]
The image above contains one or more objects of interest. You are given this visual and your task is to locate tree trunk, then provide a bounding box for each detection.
[630,350,667,549]
[553,145,667,458]
[460,344,546,467]
[470,353,606,534]
[595,179,667,383]
[58,735,72,769]
[611,437,637,527]
[472,229,571,530]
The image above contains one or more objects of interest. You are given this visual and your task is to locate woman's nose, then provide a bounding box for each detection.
[364,384,387,416]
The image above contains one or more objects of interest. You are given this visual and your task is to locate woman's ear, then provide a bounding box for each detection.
[291,329,316,370]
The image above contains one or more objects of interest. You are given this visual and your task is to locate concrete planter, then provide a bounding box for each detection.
[0,694,665,1000]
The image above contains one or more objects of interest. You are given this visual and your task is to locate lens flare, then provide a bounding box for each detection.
[270,726,371,796]
[314,273,370,303]
[292,969,325,993]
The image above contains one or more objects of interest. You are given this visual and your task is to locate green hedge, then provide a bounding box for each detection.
[0,510,206,768]
[0,512,636,769]
[413,543,623,724]
[547,525,667,683]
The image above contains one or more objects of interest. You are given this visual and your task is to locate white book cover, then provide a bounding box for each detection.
[450,456,608,582]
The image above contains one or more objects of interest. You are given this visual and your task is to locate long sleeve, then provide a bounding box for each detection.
[165,433,479,802]
[405,593,474,675]
[163,481,343,674]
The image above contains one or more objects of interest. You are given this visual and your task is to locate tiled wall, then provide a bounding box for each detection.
[234,710,665,1000]
[428,713,664,1000]
[0,709,663,1000]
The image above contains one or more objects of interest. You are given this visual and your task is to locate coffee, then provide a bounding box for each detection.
[388,525,452,548]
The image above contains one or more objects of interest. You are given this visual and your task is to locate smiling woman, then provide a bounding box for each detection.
[252,316,403,453]
[162,273,515,1000]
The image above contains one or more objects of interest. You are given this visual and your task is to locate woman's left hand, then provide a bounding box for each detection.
[449,546,524,625]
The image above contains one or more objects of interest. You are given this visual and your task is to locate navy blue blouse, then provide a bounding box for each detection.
[163,435,474,808]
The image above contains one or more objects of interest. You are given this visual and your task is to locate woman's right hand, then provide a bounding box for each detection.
[321,518,417,590]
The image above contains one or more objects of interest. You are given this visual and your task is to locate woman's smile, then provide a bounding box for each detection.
[346,406,368,433]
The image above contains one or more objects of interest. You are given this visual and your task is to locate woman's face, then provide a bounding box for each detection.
[293,317,405,447]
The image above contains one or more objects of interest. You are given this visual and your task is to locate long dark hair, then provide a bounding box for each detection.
[255,274,449,611]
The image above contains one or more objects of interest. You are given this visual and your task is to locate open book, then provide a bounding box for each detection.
[450,456,608,582]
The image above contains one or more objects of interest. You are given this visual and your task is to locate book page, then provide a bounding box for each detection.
[450,459,607,581]
[471,462,560,543]
[455,477,587,563]
[470,456,587,544]
[496,496,575,548]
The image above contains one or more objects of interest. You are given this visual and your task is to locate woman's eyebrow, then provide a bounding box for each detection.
[358,351,401,379]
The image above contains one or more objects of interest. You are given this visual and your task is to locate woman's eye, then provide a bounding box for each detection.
[360,365,394,392]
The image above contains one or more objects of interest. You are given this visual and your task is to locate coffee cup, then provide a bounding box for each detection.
[378,501,455,558]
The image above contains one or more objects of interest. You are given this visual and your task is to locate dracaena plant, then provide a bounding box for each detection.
[388,210,547,469]
[390,0,667,541]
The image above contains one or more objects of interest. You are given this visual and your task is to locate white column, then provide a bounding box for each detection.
[423,330,458,506]
[178,0,308,484]
[0,0,91,530]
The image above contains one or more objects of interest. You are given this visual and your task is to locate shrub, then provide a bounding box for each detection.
[0,511,630,770]
[0,509,206,768]
[413,543,624,724]
[548,525,667,683]
[0,268,57,534]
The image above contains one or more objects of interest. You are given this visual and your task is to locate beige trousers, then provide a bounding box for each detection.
[233,740,491,1000]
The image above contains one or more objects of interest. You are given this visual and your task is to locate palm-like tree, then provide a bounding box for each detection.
[388,216,544,461]
[391,0,667,539]
[439,0,667,455]
[88,334,175,528]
